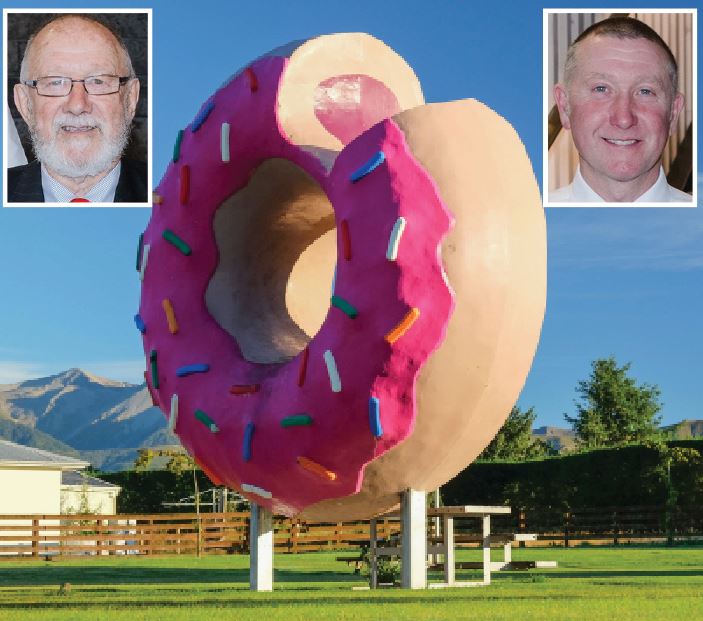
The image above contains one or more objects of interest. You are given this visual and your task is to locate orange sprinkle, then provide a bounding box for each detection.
[341,219,351,261]
[298,347,309,387]
[162,299,179,334]
[297,456,336,481]
[385,307,420,344]
[180,165,190,204]
[245,67,258,92]
[152,191,163,204]
[230,384,260,395]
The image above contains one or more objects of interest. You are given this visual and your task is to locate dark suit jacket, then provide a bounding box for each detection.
[6,159,148,204]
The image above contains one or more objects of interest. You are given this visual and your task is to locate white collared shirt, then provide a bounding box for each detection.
[41,162,121,203]
[550,166,692,204]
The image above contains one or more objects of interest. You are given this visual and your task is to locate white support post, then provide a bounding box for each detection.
[482,514,491,585]
[250,503,273,591]
[443,515,455,586]
[401,489,427,589]
[369,518,378,589]
[503,540,512,567]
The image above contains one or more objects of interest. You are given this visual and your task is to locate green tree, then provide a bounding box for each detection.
[565,357,662,449]
[479,405,552,461]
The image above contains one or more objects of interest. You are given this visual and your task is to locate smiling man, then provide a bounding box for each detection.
[8,15,146,204]
[551,17,690,203]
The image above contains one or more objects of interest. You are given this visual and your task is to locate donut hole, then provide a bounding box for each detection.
[206,158,336,364]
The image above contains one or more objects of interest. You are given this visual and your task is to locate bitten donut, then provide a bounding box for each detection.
[136,33,546,520]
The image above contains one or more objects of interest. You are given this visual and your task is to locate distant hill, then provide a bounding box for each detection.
[0,368,176,470]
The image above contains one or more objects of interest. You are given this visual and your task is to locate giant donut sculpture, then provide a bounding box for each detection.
[136,33,546,521]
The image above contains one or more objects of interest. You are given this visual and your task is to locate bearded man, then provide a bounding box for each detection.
[8,15,146,204]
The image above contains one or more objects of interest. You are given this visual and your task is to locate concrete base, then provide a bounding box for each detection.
[250,503,273,591]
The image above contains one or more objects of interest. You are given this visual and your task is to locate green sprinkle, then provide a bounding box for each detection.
[173,129,184,162]
[195,409,219,433]
[136,233,144,272]
[281,414,313,428]
[163,229,192,255]
[331,295,358,319]
[150,350,159,389]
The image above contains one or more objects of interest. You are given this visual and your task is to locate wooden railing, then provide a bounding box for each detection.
[1,506,700,559]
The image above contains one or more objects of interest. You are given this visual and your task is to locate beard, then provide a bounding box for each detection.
[28,105,131,179]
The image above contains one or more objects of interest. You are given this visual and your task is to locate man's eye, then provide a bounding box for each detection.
[639,88,654,96]
[46,78,66,87]
[593,85,608,93]
[87,77,105,85]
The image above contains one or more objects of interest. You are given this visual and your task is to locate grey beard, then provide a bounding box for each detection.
[29,113,131,179]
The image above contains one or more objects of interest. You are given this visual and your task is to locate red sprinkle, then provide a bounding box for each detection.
[245,67,258,92]
[341,219,351,261]
[180,165,190,204]
[230,384,260,395]
[298,347,309,387]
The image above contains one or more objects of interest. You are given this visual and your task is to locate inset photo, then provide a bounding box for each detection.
[543,9,697,206]
[3,9,151,207]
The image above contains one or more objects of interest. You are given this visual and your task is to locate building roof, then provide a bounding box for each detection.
[61,470,120,489]
[0,439,89,470]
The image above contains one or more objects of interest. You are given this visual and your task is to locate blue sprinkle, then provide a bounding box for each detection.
[176,363,210,377]
[350,151,385,183]
[369,397,383,438]
[134,314,146,334]
[191,101,215,132]
[242,422,255,462]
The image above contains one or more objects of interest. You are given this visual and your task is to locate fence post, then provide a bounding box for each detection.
[31,519,39,557]
[612,510,618,546]
[563,511,570,548]
[519,509,526,548]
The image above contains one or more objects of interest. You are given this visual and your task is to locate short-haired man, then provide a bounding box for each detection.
[8,15,146,203]
[551,17,690,203]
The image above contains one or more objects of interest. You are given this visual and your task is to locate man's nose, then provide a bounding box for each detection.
[62,82,92,115]
[609,93,637,130]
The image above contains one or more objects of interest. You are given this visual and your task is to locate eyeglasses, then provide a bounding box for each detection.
[23,74,132,97]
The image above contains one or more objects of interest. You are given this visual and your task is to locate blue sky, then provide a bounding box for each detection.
[0,0,700,429]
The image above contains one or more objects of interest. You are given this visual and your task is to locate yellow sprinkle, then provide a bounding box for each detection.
[162,299,179,334]
[297,456,336,481]
[152,192,163,204]
[385,307,420,344]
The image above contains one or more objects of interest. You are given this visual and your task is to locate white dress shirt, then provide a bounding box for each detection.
[550,166,692,204]
[41,162,121,203]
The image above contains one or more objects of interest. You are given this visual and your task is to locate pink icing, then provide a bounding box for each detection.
[140,55,454,516]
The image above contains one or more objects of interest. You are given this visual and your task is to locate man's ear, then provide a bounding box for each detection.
[14,83,32,126]
[124,78,140,121]
[553,83,571,130]
[668,92,684,135]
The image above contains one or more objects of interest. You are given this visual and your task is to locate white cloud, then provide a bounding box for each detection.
[0,361,53,385]
[78,360,146,384]
[0,359,146,386]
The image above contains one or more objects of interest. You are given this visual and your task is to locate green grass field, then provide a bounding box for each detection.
[0,546,701,620]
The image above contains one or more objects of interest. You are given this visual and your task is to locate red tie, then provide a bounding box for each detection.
[70,198,91,203]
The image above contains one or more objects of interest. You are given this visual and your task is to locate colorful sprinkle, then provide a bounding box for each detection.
[323,350,341,393]
[281,414,313,428]
[136,233,144,271]
[331,295,358,319]
[150,350,159,389]
[139,244,150,281]
[385,307,420,344]
[242,483,271,499]
[162,230,192,255]
[369,397,383,438]
[134,314,146,334]
[180,165,190,204]
[173,129,184,162]
[230,384,260,395]
[168,393,179,432]
[350,151,385,183]
[386,217,406,261]
[176,363,210,377]
[242,422,254,462]
[221,123,230,162]
[152,192,163,205]
[195,409,219,433]
[340,220,351,261]
[331,266,337,296]
[297,347,309,387]
[297,456,336,481]
[161,299,179,334]
[191,100,215,132]
[245,67,258,92]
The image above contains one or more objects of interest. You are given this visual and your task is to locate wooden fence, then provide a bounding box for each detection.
[1,505,700,559]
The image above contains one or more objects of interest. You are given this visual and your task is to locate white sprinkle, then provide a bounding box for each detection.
[323,349,342,393]
[386,217,406,261]
[221,123,230,162]
[139,244,151,281]
[168,393,179,432]
[242,483,272,499]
